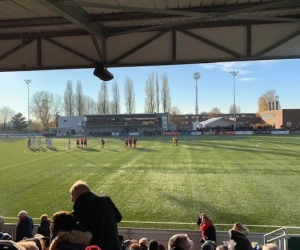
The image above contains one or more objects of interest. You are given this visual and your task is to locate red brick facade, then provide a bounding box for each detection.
[261,109,300,129]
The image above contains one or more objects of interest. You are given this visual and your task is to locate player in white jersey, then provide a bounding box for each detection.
[31,137,35,148]
[38,138,42,149]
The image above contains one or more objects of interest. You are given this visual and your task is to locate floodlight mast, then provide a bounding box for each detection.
[24,79,31,136]
[229,71,239,131]
[193,72,200,115]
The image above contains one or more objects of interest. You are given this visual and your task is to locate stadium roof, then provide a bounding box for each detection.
[200,117,242,126]
[1,0,300,72]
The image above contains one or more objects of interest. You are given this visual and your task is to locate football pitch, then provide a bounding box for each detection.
[0,135,300,233]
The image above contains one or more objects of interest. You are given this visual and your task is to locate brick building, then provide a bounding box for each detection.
[260,109,300,129]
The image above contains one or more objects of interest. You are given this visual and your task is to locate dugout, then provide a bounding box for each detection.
[85,113,169,136]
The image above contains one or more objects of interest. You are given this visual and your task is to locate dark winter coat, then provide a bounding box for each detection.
[197,217,216,242]
[37,220,51,237]
[72,192,122,250]
[228,229,253,250]
[15,216,34,242]
[49,230,92,250]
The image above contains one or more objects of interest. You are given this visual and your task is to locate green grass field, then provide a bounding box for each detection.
[0,135,300,233]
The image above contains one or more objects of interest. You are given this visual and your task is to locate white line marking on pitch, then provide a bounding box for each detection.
[0,152,66,171]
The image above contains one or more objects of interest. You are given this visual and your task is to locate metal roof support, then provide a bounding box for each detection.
[172,30,177,62]
[111,31,168,64]
[90,34,103,63]
[35,0,107,39]
[0,30,89,40]
[107,0,300,35]
[247,25,252,57]
[0,39,35,63]
[252,29,300,57]
[44,38,98,64]
[179,29,244,58]
[37,38,42,68]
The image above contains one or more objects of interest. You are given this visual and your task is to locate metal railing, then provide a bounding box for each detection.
[264,227,300,250]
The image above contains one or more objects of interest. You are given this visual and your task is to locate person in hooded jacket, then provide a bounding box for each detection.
[228,223,252,250]
[70,180,122,250]
[49,211,92,250]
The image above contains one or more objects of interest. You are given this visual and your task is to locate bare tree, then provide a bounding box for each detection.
[75,81,85,116]
[208,107,222,118]
[229,104,241,114]
[84,96,98,114]
[161,73,171,112]
[145,73,156,113]
[0,106,15,132]
[258,89,280,113]
[155,73,160,113]
[170,106,181,129]
[63,80,74,116]
[98,81,110,114]
[124,76,135,114]
[111,81,121,114]
[31,91,62,128]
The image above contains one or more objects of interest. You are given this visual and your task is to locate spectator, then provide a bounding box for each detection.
[139,238,148,250]
[262,244,279,250]
[0,216,12,240]
[15,211,34,242]
[158,243,165,250]
[216,245,228,250]
[228,223,252,250]
[70,180,122,250]
[201,241,215,250]
[37,214,50,238]
[197,213,216,243]
[168,234,192,250]
[129,243,141,250]
[49,211,92,250]
[148,240,159,250]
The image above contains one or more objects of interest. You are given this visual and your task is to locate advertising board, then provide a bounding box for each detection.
[271,131,289,135]
[254,131,271,134]
[164,132,179,136]
[235,131,253,135]
[190,132,202,136]
[218,131,235,135]
[129,132,139,136]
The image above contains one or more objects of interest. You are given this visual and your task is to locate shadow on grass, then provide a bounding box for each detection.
[158,190,262,229]
[48,147,58,152]
[82,148,100,152]
[135,148,157,152]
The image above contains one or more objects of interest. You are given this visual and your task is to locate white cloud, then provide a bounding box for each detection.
[238,77,257,81]
[199,59,283,75]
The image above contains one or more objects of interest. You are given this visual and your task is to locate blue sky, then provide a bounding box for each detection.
[0,59,299,119]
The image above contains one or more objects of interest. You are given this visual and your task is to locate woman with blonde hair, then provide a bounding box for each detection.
[197,213,216,243]
[228,222,252,250]
[233,223,249,236]
[37,214,50,238]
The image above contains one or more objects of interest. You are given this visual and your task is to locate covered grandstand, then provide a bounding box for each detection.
[85,113,169,136]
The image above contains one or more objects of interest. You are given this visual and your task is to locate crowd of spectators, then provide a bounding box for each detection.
[0,181,280,250]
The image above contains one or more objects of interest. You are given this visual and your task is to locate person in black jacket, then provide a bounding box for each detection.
[69,180,122,250]
[15,211,34,242]
[37,214,51,238]
[197,214,216,243]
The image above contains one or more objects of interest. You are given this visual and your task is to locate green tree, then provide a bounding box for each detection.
[11,113,27,132]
